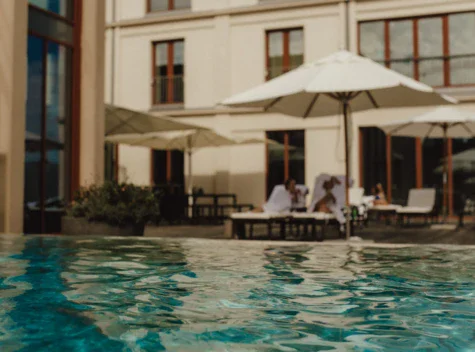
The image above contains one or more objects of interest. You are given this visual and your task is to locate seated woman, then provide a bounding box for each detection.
[253,178,297,213]
[309,175,346,234]
[373,183,388,205]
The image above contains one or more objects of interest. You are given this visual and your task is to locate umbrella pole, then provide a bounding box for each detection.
[442,125,448,222]
[343,100,351,240]
[187,148,193,219]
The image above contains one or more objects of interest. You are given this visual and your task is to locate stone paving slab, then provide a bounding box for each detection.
[144,222,475,245]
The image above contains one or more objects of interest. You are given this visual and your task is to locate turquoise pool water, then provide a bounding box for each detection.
[0,235,474,351]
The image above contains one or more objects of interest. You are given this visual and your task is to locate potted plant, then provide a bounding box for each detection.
[62,181,160,236]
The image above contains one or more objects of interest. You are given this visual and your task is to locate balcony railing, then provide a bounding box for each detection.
[152,75,184,105]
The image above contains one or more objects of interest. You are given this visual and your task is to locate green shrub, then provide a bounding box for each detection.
[68,181,160,227]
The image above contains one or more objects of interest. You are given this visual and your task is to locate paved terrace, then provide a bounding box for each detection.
[144,221,475,245]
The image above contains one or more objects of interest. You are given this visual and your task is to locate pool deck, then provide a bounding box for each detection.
[144,221,475,245]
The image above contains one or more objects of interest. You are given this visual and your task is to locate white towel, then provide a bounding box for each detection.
[308,174,353,225]
[263,185,292,213]
[294,184,309,208]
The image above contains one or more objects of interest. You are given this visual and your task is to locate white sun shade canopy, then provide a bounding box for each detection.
[222,50,456,117]
[105,104,200,136]
[379,106,475,139]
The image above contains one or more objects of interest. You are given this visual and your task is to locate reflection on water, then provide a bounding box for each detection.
[0,236,475,351]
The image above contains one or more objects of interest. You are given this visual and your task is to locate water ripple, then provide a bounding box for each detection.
[1,236,475,351]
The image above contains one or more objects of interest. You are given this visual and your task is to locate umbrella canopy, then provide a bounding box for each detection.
[105,104,199,136]
[222,50,455,117]
[379,106,475,138]
[379,106,475,219]
[105,129,270,193]
[222,50,455,239]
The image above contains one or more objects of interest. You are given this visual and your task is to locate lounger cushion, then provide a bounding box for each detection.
[292,212,335,220]
[407,188,436,208]
[371,204,402,211]
[230,212,289,220]
[396,206,433,214]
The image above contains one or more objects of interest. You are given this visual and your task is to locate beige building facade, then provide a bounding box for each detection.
[106,0,475,212]
[0,0,106,234]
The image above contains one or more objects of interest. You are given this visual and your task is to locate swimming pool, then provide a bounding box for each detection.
[0,235,474,351]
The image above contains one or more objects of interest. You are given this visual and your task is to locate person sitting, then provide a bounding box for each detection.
[373,183,388,205]
[253,178,297,213]
[309,175,347,234]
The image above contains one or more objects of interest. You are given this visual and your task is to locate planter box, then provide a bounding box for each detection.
[61,216,145,236]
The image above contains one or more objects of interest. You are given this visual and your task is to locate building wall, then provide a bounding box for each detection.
[106,0,475,207]
[0,0,28,233]
[0,0,106,234]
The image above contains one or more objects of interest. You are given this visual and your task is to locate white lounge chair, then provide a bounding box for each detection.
[291,174,352,240]
[230,185,292,239]
[396,188,437,225]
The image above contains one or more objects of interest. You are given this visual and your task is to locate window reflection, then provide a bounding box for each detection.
[359,13,475,86]
[25,36,44,207]
[418,17,444,86]
[28,0,74,19]
[392,137,416,205]
[149,0,191,11]
[360,128,387,196]
[449,12,475,85]
[266,28,304,80]
[153,41,184,104]
[45,42,72,204]
[423,139,444,208]
[451,139,475,200]
[266,131,305,197]
[24,35,72,234]
[359,21,385,62]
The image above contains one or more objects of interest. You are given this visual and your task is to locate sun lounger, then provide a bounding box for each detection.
[231,212,290,239]
[230,185,292,239]
[290,211,336,241]
[291,174,353,240]
[396,188,437,225]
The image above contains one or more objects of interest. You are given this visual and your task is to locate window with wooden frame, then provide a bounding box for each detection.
[266,28,304,80]
[148,0,191,12]
[359,12,475,87]
[266,130,305,197]
[152,40,184,105]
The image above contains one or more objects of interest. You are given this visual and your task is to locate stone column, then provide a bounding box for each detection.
[79,0,106,187]
[0,0,28,233]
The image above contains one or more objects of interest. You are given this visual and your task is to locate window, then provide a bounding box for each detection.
[266,28,303,80]
[25,1,80,234]
[359,12,475,86]
[360,128,387,197]
[152,40,184,105]
[148,0,191,12]
[152,150,185,192]
[359,127,475,212]
[266,130,305,197]
[28,0,75,20]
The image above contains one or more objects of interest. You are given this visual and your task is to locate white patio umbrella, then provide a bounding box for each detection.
[434,148,475,174]
[379,106,475,219]
[105,104,199,136]
[106,129,271,194]
[222,50,455,239]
